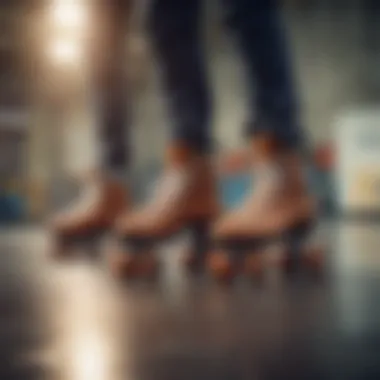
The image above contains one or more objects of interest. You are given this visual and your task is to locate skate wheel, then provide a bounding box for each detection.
[137,253,159,279]
[207,251,236,283]
[110,251,138,279]
[244,253,264,279]
[303,247,324,273]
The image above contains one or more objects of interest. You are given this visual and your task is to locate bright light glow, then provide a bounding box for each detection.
[57,268,121,380]
[50,1,87,29]
[49,39,82,66]
[71,334,109,380]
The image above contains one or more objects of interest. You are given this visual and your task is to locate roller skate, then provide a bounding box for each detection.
[110,145,219,280]
[49,173,129,259]
[210,136,323,283]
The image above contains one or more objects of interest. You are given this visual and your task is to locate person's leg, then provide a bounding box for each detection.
[149,0,212,153]
[114,0,218,275]
[210,0,319,280]
[94,0,131,179]
[223,0,302,148]
[51,0,131,257]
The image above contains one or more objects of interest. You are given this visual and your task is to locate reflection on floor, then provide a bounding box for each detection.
[0,222,380,380]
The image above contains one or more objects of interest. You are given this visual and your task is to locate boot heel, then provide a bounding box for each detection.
[184,219,212,273]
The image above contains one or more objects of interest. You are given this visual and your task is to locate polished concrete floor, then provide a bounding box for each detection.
[0,222,380,380]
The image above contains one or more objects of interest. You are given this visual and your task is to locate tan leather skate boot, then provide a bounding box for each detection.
[111,144,219,278]
[50,173,129,258]
[209,136,318,281]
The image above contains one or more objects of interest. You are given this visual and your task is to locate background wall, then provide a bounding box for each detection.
[131,0,380,162]
[23,0,380,216]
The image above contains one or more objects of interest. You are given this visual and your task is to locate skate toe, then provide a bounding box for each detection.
[115,210,152,237]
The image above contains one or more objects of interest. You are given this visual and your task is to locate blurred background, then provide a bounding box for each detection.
[1,0,380,223]
[2,2,380,380]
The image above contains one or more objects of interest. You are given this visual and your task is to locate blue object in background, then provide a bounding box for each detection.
[219,167,337,216]
[0,194,25,224]
[219,173,253,209]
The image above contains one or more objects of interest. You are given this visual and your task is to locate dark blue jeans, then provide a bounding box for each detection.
[149,0,303,153]
[96,0,303,170]
[93,0,131,171]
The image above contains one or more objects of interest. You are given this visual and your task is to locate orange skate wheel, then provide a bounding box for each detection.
[136,253,159,279]
[207,251,237,283]
[110,251,139,279]
[244,253,264,279]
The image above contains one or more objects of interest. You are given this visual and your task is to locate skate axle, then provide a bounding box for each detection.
[184,220,213,272]
[188,221,210,251]
[208,219,321,282]
[112,218,214,279]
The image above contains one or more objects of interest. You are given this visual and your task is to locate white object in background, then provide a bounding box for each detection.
[335,109,380,212]
[64,104,100,176]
